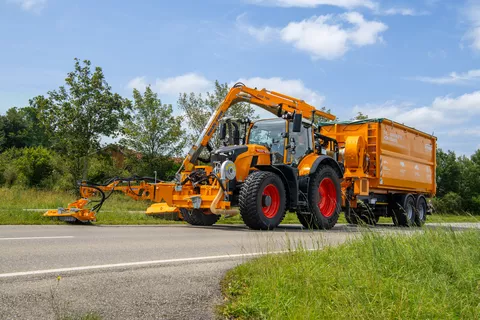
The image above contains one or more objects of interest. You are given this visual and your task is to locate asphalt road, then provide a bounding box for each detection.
[0,223,478,320]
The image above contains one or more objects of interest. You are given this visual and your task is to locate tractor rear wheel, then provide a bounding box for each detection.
[391,194,416,227]
[415,195,427,227]
[239,171,286,230]
[181,208,220,226]
[299,165,341,229]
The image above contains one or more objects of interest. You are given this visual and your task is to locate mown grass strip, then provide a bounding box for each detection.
[219,229,480,320]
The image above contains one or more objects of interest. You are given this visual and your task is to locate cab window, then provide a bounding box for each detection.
[248,119,286,164]
[288,123,311,164]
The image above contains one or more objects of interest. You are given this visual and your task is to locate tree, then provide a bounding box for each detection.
[0,108,27,150]
[177,81,256,147]
[32,58,131,184]
[315,106,336,125]
[436,148,461,197]
[352,111,368,120]
[121,86,186,177]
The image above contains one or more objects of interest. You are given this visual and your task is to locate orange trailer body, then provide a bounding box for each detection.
[319,118,436,224]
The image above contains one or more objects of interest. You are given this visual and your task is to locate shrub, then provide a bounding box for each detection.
[432,192,463,214]
[0,147,55,187]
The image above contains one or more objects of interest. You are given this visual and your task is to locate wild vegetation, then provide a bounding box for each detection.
[220,229,480,319]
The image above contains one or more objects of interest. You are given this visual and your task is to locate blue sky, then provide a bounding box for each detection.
[1,0,480,155]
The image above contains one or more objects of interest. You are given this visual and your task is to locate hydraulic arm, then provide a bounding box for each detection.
[182,83,335,172]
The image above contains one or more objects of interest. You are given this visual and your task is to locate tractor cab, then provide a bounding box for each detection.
[247,118,313,166]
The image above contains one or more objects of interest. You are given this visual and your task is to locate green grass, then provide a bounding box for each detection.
[0,187,478,225]
[220,229,480,319]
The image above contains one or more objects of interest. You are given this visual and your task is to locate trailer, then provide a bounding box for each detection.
[319,118,436,226]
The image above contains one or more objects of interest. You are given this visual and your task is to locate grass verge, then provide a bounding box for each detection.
[0,188,478,225]
[220,229,480,319]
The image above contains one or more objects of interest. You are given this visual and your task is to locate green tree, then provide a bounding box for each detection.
[121,86,186,177]
[436,148,461,197]
[315,106,335,124]
[32,58,131,184]
[177,81,256,147]
[0,108,28,150]
[0,106,51,151]
[351,111,368,120]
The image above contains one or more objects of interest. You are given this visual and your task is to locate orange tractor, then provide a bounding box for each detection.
[45,83,344,230]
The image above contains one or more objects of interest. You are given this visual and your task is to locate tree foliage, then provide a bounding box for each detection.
[122,87,185,158]
[31,58,131,182]
[0,106,50,151]
[177,81,256,147]
[434,148,480,213]
[121,86,186,177]
[352,111,368,120]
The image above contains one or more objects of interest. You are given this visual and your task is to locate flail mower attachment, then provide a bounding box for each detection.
[44,176,181,223]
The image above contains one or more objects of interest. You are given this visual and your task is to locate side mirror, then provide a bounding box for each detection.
[293,113,302,133]
[219,123,227,140]
[233,128,240,145]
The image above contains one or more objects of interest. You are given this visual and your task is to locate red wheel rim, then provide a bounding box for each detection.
[262,184,280,218]
[318,178,337,218]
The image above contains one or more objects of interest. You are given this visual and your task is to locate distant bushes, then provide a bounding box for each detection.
[0,147,55,188]
[0,146,180,190]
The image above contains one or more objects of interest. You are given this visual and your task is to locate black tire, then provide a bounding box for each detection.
[239,171,286,230]
[299,165,341,229]
[391,194,416,227]
[415,195,427,227]
[181,208,220,226]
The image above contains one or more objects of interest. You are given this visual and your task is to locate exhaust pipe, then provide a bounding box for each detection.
[210,183,239,217]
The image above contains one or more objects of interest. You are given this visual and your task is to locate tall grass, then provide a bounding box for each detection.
[0,188,478,225]
[220,229,480,319]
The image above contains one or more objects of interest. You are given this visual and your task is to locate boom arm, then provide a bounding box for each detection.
[182,83,336,171]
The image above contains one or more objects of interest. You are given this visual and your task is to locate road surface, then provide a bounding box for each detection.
[0,223,478,319]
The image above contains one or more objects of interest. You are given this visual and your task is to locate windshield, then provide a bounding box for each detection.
[248,119,286,148]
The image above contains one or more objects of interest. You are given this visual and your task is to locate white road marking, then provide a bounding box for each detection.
[0,236,74,241]
[0,250,309,278]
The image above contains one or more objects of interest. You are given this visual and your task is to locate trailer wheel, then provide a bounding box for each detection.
[392,194,416,227]
[302,165,341,229]
[415,195,427,227]
[180,208,220,226]
[239,171,286,230]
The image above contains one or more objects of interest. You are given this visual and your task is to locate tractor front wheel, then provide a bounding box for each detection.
[239,171,286,230]
[299,165,341,229]
[181,209,220,226]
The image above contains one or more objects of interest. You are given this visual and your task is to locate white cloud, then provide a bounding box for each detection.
[241,12,387,60]
[246,0,423,16]
[413,69,480,84]
[380,7,427,16]
[431,91,480,113]
[233,77,325,107]
[127,73,213,96]
[8,0,46,13]
[446,127,480,136]
[127,76,148,92]
[246,0,377,10]
[236,14,279,42]
[464,0,480,51]
[353,91,480,132]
